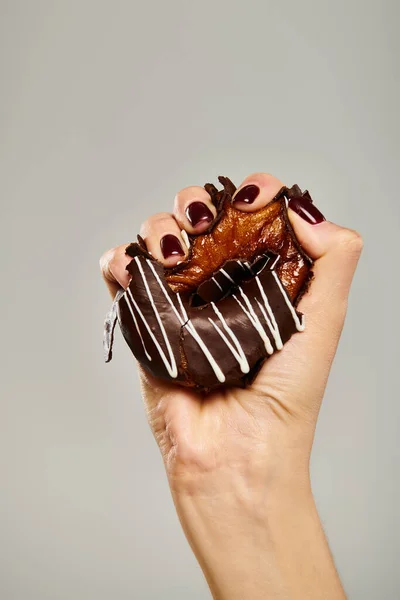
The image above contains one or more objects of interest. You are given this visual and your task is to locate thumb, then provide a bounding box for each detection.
[255,206,363,415]
[290,209,364,324]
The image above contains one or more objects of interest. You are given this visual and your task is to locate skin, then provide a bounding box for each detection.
[100,172,363,599]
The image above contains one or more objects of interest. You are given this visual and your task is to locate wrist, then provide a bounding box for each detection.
[165,423,313,500]
[173,479,313,600]
[172,469,314,556]
[171,470,344,600]
[172,461,313,531]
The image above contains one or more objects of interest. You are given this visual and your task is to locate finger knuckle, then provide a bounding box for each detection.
[338,228,364,255]
[139,212,173,236]
[150,211,172,223]
[99,247,117,275]
[177,185,205,197]
[245,172,284,188]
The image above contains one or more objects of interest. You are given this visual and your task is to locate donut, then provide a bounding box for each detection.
[104,176,313,392]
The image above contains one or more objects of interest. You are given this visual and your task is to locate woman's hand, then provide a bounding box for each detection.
[100,172,362,600]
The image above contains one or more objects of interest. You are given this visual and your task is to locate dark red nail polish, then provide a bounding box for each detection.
[160,234,185,259]
[185,202,214,227]
[288,197,325,225]
[232,184,260,205]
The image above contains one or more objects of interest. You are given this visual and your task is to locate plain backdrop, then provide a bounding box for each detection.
[1,1,399,599]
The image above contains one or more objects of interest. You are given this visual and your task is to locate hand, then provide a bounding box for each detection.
[100,172,362,599]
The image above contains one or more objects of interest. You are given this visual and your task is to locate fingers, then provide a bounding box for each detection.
[101,186,218,299]
[100,213,191,299]
[231,173,284,212]
[101,174,284,298]
[100,211,192,299]
[171,175,285,229]
[139,212,189,268]
[173,186,217,234]
[100,244,132,298]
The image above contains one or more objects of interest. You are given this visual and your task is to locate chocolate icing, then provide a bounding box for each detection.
[104,177,314,392]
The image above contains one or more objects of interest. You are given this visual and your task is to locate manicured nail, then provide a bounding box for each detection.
[160,234,185,259]
[186,201,214,227]
[232,184,260,205]
[288,197,325,225]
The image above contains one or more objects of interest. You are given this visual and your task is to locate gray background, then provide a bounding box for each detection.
[1,1,399,598]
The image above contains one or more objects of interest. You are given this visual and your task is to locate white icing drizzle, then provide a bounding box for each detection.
[271,271,305,331]
[255,276,283,350]
[212,277,223,291]
[220,268,236,284]
[123,293,152,361]
[237,260,246,270]
[175,293,226,383]
[123,255,303,383]
[233,290,274,355]
[254,299,282,350]
[126,288,177,377]
[244,261,253,274]
[173,292,188,321]
[269,254,280,270]
[130,258,178,378]
[146,259,226,383]
[145,259,185,326]
[209,303,250,373]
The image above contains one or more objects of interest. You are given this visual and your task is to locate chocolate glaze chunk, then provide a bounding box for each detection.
[104,177,314,392]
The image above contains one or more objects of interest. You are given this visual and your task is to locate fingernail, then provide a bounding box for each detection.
[185,201,214,227]
[232,184,260,205]
[160,234,185,259]
[289,197,325,225]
